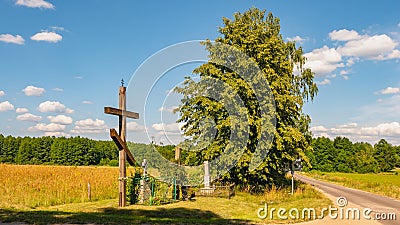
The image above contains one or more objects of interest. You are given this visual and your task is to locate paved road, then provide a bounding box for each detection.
[295,173,400,225]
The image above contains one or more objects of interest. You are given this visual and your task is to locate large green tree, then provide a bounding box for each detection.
[175,8,317,190]
[374,139,397,172]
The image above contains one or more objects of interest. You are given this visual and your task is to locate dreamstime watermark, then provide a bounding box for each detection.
[257,196,397,221]
[126,40,276,186]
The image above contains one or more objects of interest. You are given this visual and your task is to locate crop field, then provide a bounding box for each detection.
[305,170,400,200]
[0,164,137,209]
[0,164,332,224]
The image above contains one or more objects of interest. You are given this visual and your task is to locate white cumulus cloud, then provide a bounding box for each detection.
[47,115,73,125]
[16,108,29,113]
[28,123,66,132]
[337,34,398,59]
[30,31,62,43]
[70,118,107,134]
[287,35,306,44]
[38,101,74,114]
[17,113,42,122]
[0,91,5,97]
[377,87,400,95]
[22,85,45,96]
[304,46,344,75]
[329,29,362,41]
[0,101,15,112]
[0,34,25,45]
[311,122,400,145]
[16,0,54,9]
[127,122,146,131]
[316,79,331,85]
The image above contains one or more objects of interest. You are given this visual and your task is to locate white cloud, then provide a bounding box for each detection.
[0,91,5,97]
[152,122,183,132]
[310,126,328,132]
[82,101,93,105]
[158,106,178,113]
[16,108,29,113]
[28,123,66,132]
[127,122,146,131]
[47,115,73,125]
[70,118,107,134]
[0,34,24,45]
[74,76,83,79]
[17,113,42,122]
[38,101,74,114]
[311,122,400,145]
[287,35,306,44]
[30,31,62,43]
[43,132,70,137]
[316,79,331,85]
[22,85,45,96]
[304,46,344,75]
[384,49,400,60]
[0,101,14,112]
[377,87,400,95]
[52,88,64,92]
[16,0,54,9]
[337,34,398,59]
[329,29,362,41]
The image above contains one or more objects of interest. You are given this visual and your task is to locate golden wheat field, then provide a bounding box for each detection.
[0,164,136,209]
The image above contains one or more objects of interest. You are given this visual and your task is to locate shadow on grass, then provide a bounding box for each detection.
[0,207,254,225]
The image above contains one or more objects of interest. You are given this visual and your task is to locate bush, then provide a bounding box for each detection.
[108,159,119,167]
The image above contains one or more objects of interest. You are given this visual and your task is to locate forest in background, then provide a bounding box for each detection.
[0,134,399,174]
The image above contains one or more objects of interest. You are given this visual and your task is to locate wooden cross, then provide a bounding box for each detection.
[104,83,139,207]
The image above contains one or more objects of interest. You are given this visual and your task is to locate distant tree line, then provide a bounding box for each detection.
[304,137,400,173]
[2,133,399,174]
[0,134,181,167]
[0,134,121,166]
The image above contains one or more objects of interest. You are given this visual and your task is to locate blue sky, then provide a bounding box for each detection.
[0,0,400,145]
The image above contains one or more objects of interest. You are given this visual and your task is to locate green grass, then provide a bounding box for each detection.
[0,184,332,225]
[0,164,333,224]
[304,170,400,200]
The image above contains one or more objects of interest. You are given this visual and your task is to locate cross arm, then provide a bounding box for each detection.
[110,128,136,166]
[104,107,139,119]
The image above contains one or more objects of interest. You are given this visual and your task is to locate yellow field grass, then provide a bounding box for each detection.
[0,164,136,209]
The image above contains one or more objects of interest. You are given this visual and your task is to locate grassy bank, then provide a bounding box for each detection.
[304,170,400,200]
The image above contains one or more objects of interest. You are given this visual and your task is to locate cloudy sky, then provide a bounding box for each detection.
[0,0,399,145]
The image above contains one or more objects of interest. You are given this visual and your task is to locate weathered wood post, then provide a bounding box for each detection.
[104,79,139,207]
[118,85,127,207]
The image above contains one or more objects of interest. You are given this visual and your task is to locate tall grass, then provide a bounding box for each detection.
[0,164,136,209]
[306,171,400,200]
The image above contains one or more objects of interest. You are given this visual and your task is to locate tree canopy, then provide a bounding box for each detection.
[175,8,318,191]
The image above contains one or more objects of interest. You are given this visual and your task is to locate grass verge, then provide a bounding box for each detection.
[304,170,400,200]
[0,184,331,224]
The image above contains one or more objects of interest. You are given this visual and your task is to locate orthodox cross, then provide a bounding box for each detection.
[104,79,139,207]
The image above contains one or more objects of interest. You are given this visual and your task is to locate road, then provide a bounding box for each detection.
[294,173,400,225]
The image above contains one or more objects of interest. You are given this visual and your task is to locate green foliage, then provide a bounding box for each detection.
[0,135,120,166]
[175,8,318,191]
[127,171,142,205]
[374,139,397,172]
[305,137,397,173]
